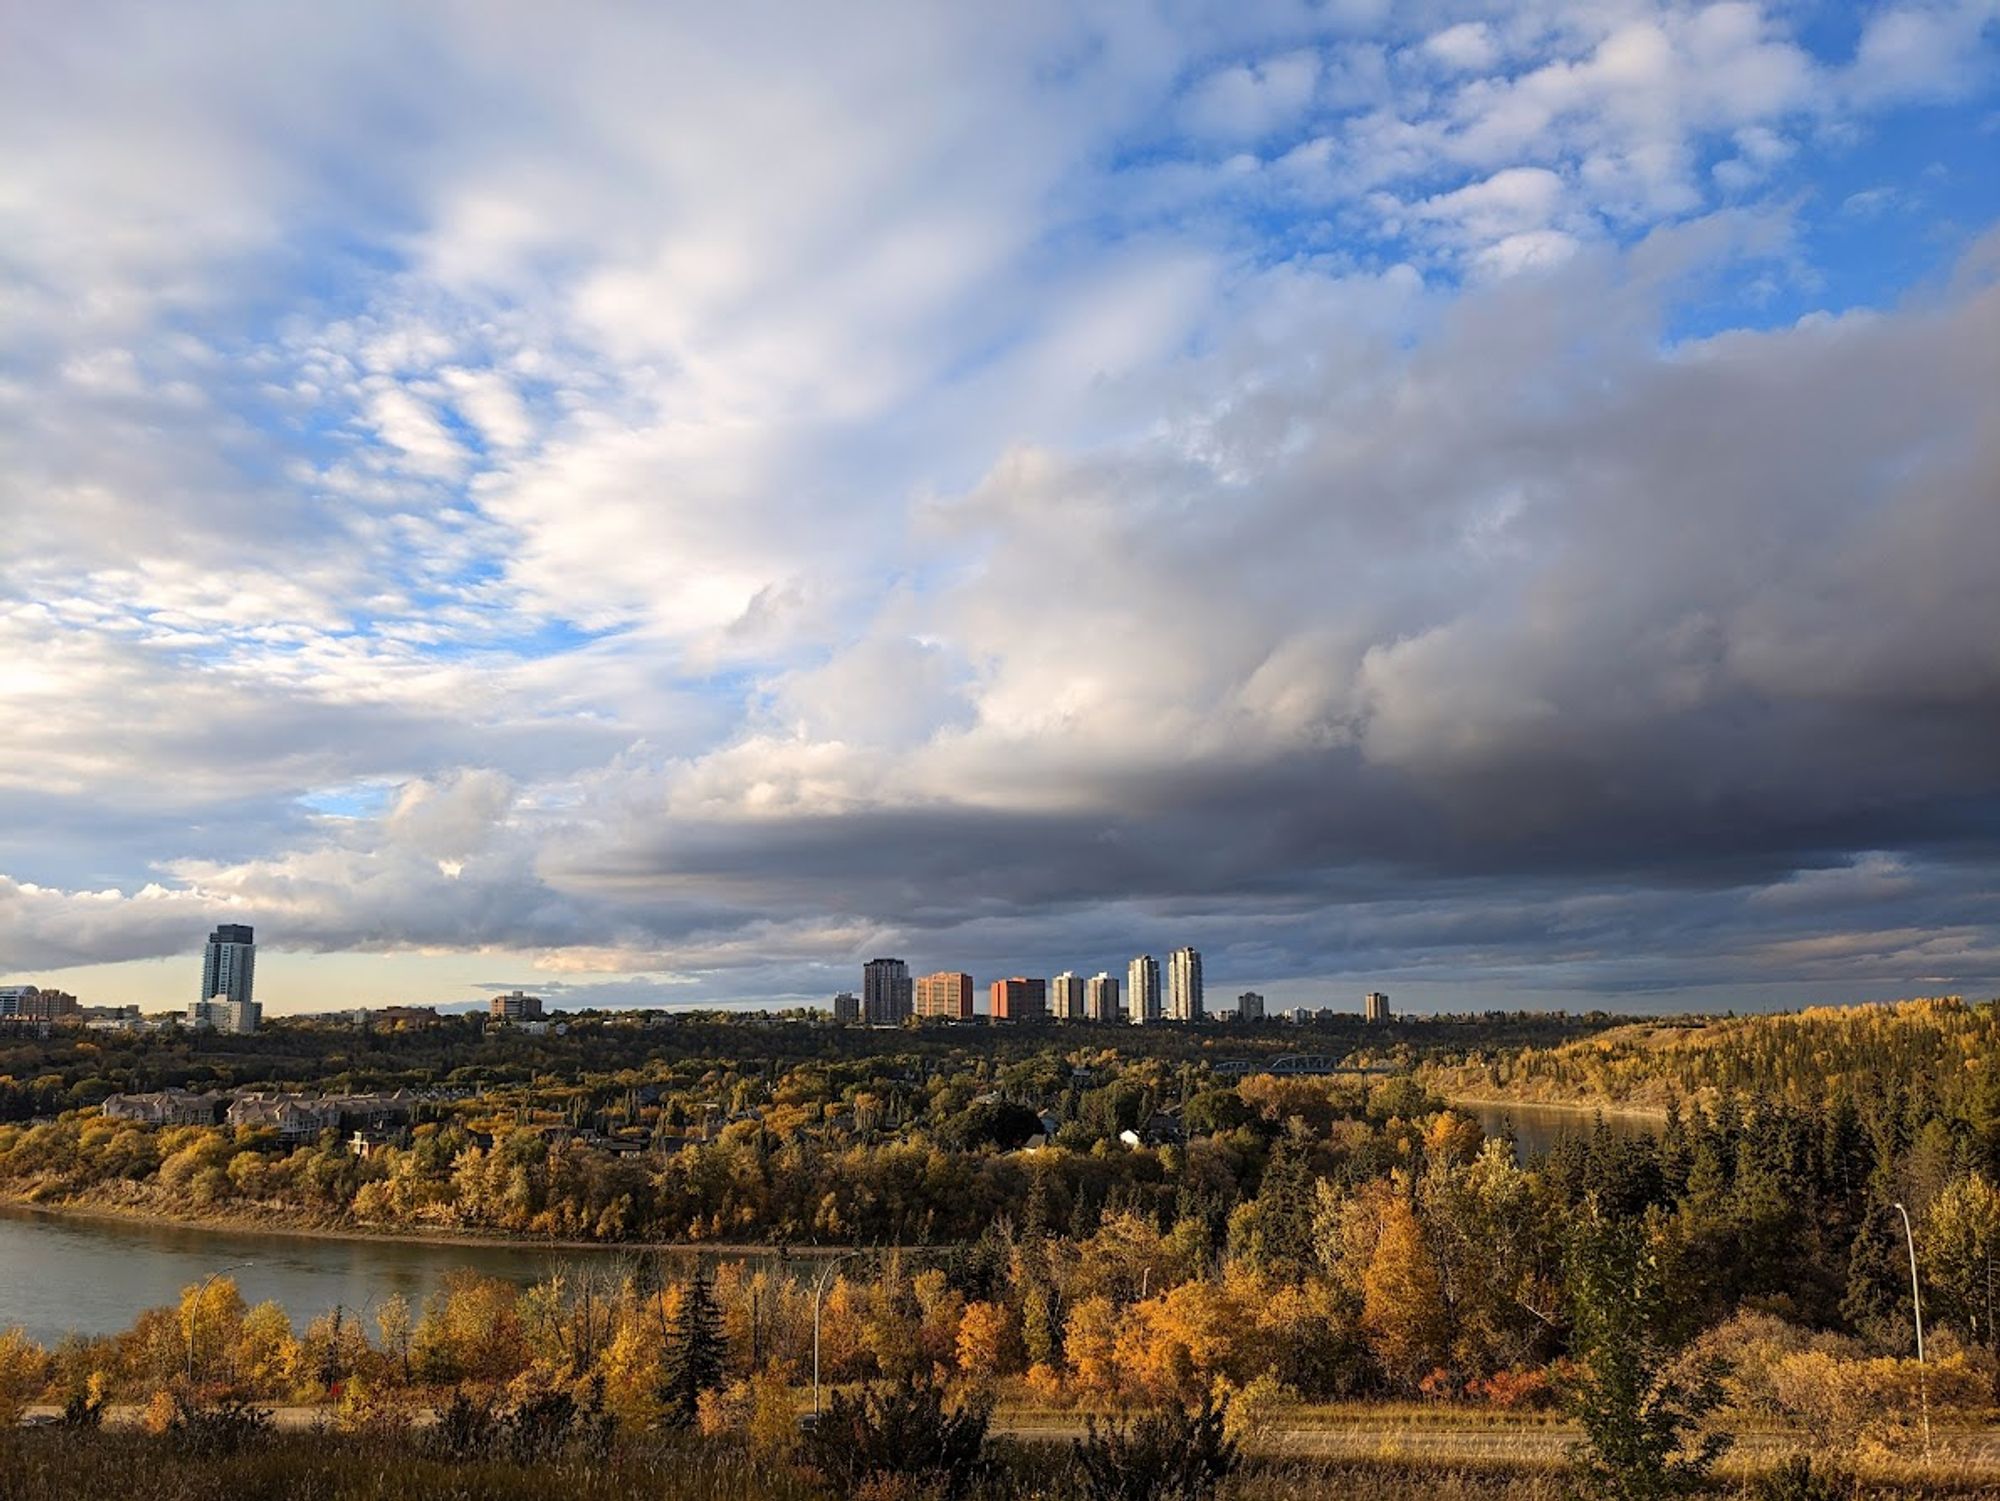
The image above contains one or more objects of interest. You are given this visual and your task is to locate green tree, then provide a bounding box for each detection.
[657,1269,726,1428]
[1562,1211,1730,1501]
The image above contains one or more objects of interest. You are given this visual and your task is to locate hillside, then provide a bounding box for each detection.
[1419,997,2000,1113]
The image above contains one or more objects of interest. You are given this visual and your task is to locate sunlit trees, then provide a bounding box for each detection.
[0,1327,47,1426]
[1924,1172,2000,1347]
[1360,1190,1449,1391]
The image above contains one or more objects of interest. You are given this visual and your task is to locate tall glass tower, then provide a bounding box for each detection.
[201,923,256,1005]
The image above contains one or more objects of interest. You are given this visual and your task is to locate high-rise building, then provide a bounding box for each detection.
[1049,972,1085,1021]
[831,991,861,1024]
[1167,946,1204,1023]
[1085,972,1120,1023]
[862,958,913,1025]
[915,971,974,1021]
[1126,955,1160,1025]
[1237,991,1265,1022]
[201,923,256,1008]
[490,990,544,1022]
[989,977,1047,1022]
[1364,990,1392,1024]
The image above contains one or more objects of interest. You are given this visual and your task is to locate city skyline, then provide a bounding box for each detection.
[5,6,2000,1017]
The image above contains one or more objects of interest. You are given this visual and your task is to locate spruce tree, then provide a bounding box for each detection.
[658,1269,726,1429]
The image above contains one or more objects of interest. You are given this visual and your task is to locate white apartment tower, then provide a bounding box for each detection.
[1237,991,1265,1022]
[1050,971,1085,1021]
[1085,973,1120,1023]
[1167,946,1204,1023]
[1126,955,1161,1025]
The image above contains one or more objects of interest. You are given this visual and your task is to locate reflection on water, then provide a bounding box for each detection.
[0,1205,789,1346]
[1460,1101,1663,1161]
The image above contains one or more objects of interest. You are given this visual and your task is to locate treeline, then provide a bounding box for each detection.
[0,1007,1624,1122]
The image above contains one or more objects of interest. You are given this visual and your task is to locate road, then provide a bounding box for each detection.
[23,1407,1999,1475]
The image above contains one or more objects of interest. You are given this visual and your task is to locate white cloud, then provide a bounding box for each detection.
[3,3,1999,1008]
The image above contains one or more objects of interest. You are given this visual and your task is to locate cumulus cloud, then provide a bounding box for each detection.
[2,3,1999,1009]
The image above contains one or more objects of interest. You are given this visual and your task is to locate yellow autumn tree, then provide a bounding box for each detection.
[1063,1295,1121,1398]
[178,1275,248,1386]
[0,1328,46,1427]
[1114,1280,1241,1402]
[956,1300,1021,1381]
[1361,1193,1450,1390]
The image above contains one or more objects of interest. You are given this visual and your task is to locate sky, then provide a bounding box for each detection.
[2,1,1999,1017]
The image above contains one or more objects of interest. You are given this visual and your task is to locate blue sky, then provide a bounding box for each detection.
[2,0,1999,1015]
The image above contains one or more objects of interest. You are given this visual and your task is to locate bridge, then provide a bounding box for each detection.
[1211,1055,1392,1078]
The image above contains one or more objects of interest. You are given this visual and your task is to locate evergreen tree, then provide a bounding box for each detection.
[657,1269,726,1428]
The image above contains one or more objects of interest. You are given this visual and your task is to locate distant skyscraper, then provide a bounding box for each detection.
[1364,990,1392,1023]
[1050,972,1085,1021]
[915,971,974,1020]
[1085,972,1120,1023]
[862,958,913,1025]
[989,977,1047,1022]
[1237,991,1265,1022]
[1167,946,1204,1023]
[831,991,861,1024]
[1126,955,1160,1025]
[201,923,255,1007]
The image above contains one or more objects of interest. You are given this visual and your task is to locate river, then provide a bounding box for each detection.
[1459,1099,1663,1160]
[0,1206,791,1347]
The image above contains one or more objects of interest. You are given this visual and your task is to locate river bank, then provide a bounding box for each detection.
[1447,1095,1670,1124]
[0,1192,840,1261]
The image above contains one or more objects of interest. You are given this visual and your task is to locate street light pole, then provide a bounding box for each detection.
[811,1249,868,1417]
[185,1262,255,1385]
[1892,1202,1931,1464]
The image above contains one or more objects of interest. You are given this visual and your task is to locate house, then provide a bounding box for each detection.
[100,1090,222,1127]
[348,1128,404,1159]
[1119,1112,1185,1149]
[226,1095,342,1143]
[329,1091,419,1132]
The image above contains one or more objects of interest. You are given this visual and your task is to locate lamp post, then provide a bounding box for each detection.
[810,1249,869,1419]
[185,1262,255,1385]
[1892,1202,1931,1464]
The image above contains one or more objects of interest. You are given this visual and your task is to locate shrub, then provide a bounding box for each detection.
[1072,1394,1240,1501]
[156,1389,273,1457]
[502,1377,615,1464]
[800,1378,991,1497]
[426,1388,500,1460]
[1751,1454,1856,1501]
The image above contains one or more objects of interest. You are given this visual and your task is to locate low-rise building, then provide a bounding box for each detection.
[489,990,544,1023]
[188,995,260,1033]
[226,1094,342,1142]
[100,1089,223,1127]
[0,986,81,1022]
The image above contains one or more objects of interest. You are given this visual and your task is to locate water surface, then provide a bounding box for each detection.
[0,1206,784,1346]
